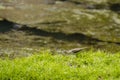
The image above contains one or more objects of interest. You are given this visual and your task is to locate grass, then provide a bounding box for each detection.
[0,50,120,80]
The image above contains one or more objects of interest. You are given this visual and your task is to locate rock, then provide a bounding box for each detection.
[13,23,23,29]
[0,0,59,25]
[0,18,3,21]
[0,0,120,43]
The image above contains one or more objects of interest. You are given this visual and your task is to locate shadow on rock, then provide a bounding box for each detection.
[0,20,13,33]
[109,3,120,13]
[19,26,107,45]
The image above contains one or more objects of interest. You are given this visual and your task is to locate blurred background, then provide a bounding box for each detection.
[0,0,120,58]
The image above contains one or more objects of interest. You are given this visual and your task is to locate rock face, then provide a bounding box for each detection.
[0,0,56,5]
[0,0,120,52]
[0,0,59,24]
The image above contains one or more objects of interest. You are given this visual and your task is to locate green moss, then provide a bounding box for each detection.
[0,50,120,80]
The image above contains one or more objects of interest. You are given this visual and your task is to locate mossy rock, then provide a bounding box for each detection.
[0,0,120,43]
[0,0,61,25]
[0,18,3,21]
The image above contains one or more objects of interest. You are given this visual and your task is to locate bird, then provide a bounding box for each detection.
[66,47,89,54]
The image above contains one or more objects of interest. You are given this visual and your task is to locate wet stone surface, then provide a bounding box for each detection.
[0,0,120,57]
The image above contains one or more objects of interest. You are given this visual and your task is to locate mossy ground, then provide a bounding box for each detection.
[0,50,120,80]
